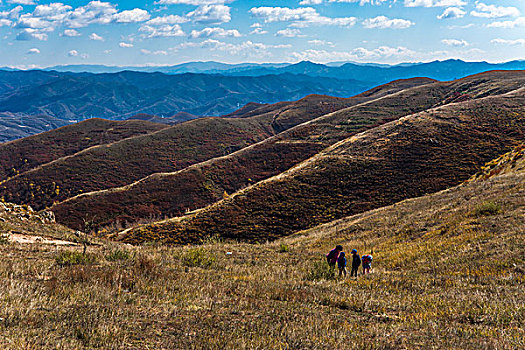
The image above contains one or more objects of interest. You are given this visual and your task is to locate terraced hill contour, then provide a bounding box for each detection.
[0,118,166,181]
[51,78,437,230]
[121,75,525,244]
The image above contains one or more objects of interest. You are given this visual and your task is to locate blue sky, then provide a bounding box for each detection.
[0,0,524,68]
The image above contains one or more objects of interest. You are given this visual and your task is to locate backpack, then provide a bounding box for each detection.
[362,255,372,264]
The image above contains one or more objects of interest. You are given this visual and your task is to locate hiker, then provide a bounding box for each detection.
[362,253,373,275]
[326,245,343,268]
[337,251,347,278]
[350,249,361,277]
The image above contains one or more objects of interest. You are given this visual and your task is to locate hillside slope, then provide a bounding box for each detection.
[4,78,434,219]
[1,145,522,348]
[121,84,525,244]
[0,118,166,181]
[0,117,275,210]
[51,78,438,230]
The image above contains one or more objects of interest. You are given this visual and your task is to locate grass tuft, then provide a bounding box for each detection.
[105,249,132,262]
[305,257,335,281]
[472,201,502,217]
[182,247,216,268]
[55,251,97,266]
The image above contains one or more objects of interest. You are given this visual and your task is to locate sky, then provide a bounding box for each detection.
[0,0,524,68]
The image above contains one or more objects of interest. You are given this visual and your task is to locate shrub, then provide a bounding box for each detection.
[105,249,132,262]
[473,201,502,217]
[305,257,335,281]
[55,251,97,266]
[182,247,216,268]
[279,243,290,253]
[0,233,9,245]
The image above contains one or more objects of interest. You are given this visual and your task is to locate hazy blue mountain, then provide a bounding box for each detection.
[42,59,525,82]
[0,69,373,142]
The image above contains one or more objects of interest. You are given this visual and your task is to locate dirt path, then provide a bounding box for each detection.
[7,233,78,246]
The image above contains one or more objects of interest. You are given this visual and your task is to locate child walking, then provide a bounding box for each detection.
[350,249,361,277]
[337,251,347,278]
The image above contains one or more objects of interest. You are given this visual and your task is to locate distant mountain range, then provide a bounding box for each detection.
[40,59,525,82]
[0,59,524,142]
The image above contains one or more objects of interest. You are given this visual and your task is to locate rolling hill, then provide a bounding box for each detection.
[119,73,525,244]
[49,77,436,230]
[0,118,166,182]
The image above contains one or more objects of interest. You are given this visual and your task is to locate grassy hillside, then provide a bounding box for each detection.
[122,83,525,244]
[51,78,436,231]
[0,117,273,210]
[0,118,166,181]
[0,148,522,349]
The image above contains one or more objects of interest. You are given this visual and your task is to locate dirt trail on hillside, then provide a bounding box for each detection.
[7,233,78,246]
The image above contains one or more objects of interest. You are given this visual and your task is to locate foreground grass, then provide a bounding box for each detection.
[0,171,523,349]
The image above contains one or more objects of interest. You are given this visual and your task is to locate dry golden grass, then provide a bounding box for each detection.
[0,154,523,349]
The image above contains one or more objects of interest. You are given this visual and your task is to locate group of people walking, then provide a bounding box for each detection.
[326,245,373,278]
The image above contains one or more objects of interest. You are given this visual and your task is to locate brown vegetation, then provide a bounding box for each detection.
[0,148,523,349]
[0,118,166,181]
[122,83,525,244]
[51,78,437,231]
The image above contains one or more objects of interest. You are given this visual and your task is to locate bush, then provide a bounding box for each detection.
[55,251,97,266]
[105,249,132,262]
[182,247,216,268]
[279,243,290,253]
[473,201,502,217]
[305,257,335,281]
[0,233,9,245]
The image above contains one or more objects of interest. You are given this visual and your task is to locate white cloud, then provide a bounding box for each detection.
[189,27,241,38]
[437,7,465,19]
[119,42,133,47]
[8,0,36,4]
[156,0,228,4]
[441,38,469,46]
[141,49,168,55]
[68,49,78,56]
[177,39,291,57]
[362,16,414,29]
[89,32,103,40]
[250,6,356,27]
[487,17,525,28]
[299,0,323,4]
[290,46,417,62]
[250,27,267,35]
[146,14,188,25]
[471,3,520,19]
[276,28,305,37]
[113,8,150,23]
[404,0,466,7]
[63,29,80,37]
[27,47,40,54]
[16,28,47,40]
[308,39,335,46]
[139,24,185,37]
[491,38,525,46]
[329,0,389,4]
[0,19,12,26]
[186,4,231,24]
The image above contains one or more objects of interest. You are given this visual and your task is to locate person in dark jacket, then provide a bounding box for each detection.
[350,249,361,277]
[337,251,347,278]
[326,245,343,268]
